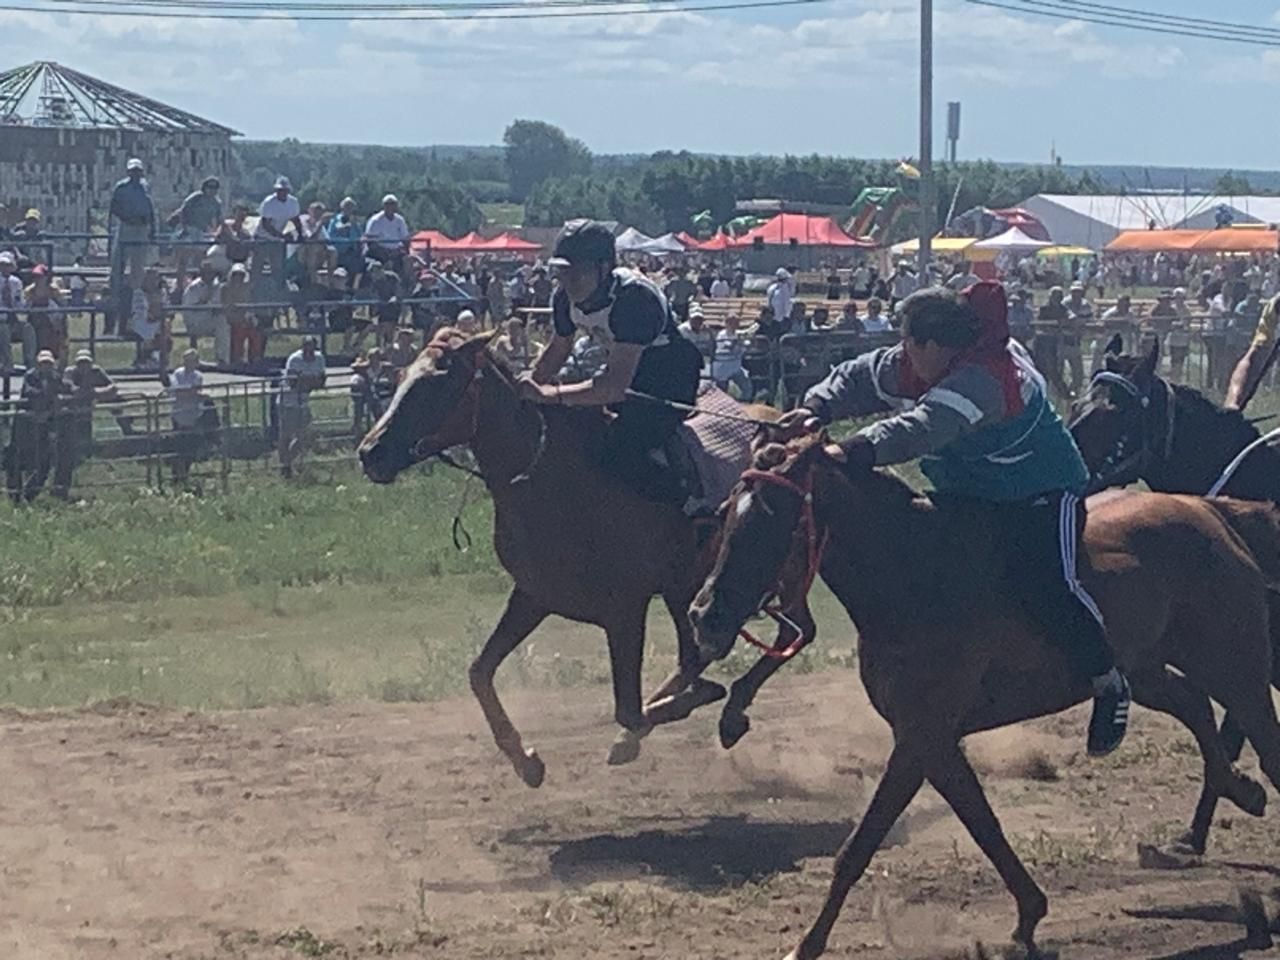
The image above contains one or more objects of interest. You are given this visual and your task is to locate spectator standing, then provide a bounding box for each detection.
[277,335,326,478]
[1167,287,1193,382]
[731,265,746,297]
[182,260,225,362]
[364,194,410,278]
[486,271,508,325]
[349,347,396,435]
[711,313,752,399]
[889,262,918,310]
[25,264,67,361]
[167,176,223,296]
[851,261,871,298]
[368,263,402,344]
[0,250,34,373]
[677,302,715,364]
[253,176,303,302]
[861,297,891,333]
[1008,288,1035,346]
[6,350,71,503]
[529,267,553,310]
[326,197,364,287]
[1061,282,1093,396]
[12,208,46,267]
[386,327,419,369]
[1036,286,1070,400]
[166,347,206,482]
[766,268,793,329]
[223,263,261,364]
[664,267,696,322]
[61,348,118,497]
[108,158,155,334]
[710,274,731,299]
[493,317,531,370]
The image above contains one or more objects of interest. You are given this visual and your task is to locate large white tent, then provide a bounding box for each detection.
[1019,194,1280,250]
[615,227,656,252]
[642,233,687,255]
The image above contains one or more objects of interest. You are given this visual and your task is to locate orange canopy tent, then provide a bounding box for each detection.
[409,229,460,253]
[738,213,872,248]
[1191,228,1280,254]
[1104,230,1204,253]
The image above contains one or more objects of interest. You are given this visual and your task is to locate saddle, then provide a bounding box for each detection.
[673,384,758,515]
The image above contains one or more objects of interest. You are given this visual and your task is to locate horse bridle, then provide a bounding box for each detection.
[733,465,828,661]
[1086,369,1177,490]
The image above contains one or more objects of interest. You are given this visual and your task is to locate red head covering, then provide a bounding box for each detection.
[898,281,1024,416]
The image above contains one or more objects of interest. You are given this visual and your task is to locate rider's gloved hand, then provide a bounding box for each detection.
[834,434,876,477]
[774,407,822,441]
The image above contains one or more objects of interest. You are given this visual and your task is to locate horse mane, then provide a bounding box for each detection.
[1169,381,1263,448]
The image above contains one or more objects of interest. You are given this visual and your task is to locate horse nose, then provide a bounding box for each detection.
[358,439,394,484]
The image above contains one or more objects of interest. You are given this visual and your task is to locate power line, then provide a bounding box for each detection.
[965,0,1280,47]
[35,0,758,10]
[5,0,827,16]
[1030,0,1280,39]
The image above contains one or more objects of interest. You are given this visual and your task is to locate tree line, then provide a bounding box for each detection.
[231,120,1259,242]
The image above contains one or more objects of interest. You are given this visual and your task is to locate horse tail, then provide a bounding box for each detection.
[1204,497,1280,586]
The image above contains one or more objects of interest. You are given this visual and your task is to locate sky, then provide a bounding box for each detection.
[4,0,1280,168]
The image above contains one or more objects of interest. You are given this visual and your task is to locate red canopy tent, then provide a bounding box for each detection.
[409,229,459,254]
[451,231,487,249]
[738,213,871,248]
[694,231,739,251]
[476,232,543,252]
[675,231,700,247]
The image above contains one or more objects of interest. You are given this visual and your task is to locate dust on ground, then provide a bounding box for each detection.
[3,670,1280,960]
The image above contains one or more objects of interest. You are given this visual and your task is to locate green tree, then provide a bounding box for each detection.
[503,120,591,202]
[1216,171,1252,196]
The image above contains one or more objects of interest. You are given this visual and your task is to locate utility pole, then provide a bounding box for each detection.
[917,0,935,280]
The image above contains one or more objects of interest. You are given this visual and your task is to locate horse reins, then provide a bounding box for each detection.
[1087,369,1176,489]
[733,466,828,661]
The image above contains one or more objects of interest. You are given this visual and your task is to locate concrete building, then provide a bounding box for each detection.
[0,61,239,244]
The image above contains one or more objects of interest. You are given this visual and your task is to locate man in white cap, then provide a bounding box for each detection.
[0,249,34,373]
[108,158,155,334]
[167,347,207,482]
[363,194,409,279]
[277,334,326,478]
[766,267,793,330]
[254,175,304,301]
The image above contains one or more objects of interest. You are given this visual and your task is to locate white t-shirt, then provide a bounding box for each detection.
[279,348,326,409]
[677,321,715,358]
[711,329,748,381]
[169,366,204,427]
[710,278,731,299]
[862,314,891,333]
[767,281,792,323]
[0,274,23,309]
[364,211,409,251]
[257,194,301,239]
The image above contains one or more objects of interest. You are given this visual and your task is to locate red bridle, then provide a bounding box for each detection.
[733,464,829,660]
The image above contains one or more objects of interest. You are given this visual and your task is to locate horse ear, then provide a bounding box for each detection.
[1104,333,1123,358]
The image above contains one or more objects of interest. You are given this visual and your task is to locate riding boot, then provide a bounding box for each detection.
[1087,667,1130,757]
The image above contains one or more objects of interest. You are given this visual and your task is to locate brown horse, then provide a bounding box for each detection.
[690,436,1280,960]
[357,330,772,785]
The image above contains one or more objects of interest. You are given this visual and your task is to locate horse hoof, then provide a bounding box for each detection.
[719,710,751,749]
[516,748,545,788]
[1232,776,1268,818]
[607,730,644,766]
[1137,842,1201,870]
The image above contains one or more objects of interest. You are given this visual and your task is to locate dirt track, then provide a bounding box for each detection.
[4,670,1280,960]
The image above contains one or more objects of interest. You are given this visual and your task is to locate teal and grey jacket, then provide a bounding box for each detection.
[802,341,1089,502]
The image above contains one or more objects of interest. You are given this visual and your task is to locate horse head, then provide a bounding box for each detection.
[690,433,830,663]
[1068,334,1163,489]
[358,328,496,484]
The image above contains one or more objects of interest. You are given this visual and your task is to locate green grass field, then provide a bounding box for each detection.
[0,461,855,711]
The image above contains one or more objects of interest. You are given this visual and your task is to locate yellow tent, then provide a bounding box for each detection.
[893,236,978,255]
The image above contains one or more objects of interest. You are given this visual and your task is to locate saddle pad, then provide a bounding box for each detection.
[679,384,757,510]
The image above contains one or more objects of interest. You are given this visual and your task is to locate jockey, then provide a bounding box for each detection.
[518,219,704,506]
[786,283,1130,757]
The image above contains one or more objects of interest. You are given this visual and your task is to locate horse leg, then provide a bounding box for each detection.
[720,607,815,749]
[924,740,1048,951]
[642,589,726,726]
[1179,713,1248,856]
[784,745,924,960]
[605,604,654,767]
[468,588,549,788]
[1129,669,1266,858]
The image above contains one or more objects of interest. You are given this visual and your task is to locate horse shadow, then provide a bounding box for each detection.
[1124,889,1276,960]
[503,814,853,889]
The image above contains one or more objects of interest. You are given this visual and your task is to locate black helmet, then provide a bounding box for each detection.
[549,219,616,269]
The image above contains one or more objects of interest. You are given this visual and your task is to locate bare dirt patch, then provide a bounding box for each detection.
[3,671,1280,959]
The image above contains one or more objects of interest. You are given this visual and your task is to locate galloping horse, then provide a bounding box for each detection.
[1070,335,1280,856]
[357,329,772,785]
[690,435,1280,960]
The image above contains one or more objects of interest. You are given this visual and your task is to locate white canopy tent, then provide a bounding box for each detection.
[641,233,687,255]
[615,227,656,252]
[973,226,1051,251]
